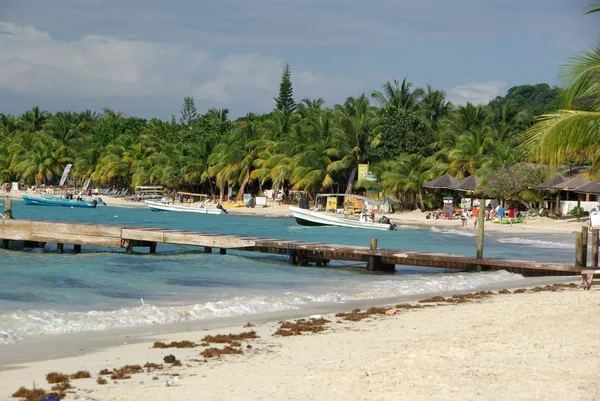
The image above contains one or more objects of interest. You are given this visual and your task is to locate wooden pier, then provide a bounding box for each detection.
[0,219,584,276]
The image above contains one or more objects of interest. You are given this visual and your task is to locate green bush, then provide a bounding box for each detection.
[568,207,588,216]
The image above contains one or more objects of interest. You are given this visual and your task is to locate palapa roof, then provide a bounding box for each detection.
[453,175,479,193]
[423,174,459,190]
[573,181,600,195]
[551,175,592,191]
[533,175,565,190]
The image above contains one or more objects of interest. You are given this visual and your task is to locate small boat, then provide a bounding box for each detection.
[22,194,103,208]
[145,192,225,215]
[289,194,395,231]
[145,200,223,214]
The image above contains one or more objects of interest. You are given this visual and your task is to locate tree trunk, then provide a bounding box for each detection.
[236,170,251,202]
[418,189,424,212]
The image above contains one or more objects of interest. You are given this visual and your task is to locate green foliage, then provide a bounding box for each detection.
[483,163,548,202]
[180,96,198,126]
[492,84,561,116]
[368,108,432,161]
[569,206,588,216]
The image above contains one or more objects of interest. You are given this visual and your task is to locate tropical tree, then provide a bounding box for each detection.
[371,79,424,112]
[522,3,600,168]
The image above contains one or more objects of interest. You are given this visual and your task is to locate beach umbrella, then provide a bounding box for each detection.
[423,174,459,190]
[453,175,480,192]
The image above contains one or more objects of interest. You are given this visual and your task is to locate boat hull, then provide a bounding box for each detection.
[289,206,395,231]
[22,194,97,208]
[145,201,223,215]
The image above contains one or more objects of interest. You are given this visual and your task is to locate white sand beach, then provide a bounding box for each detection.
[1,284,598,401]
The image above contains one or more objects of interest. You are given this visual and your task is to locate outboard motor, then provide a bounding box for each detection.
[216,203,229,214]
[299,196,310,210]
[92,199,98,208]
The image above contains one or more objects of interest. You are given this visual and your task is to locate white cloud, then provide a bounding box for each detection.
[0,22,365,113]
[447,81,507,105]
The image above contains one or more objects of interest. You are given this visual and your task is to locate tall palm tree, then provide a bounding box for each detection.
[522,4,600,167]
[371,79,425,112]
[420,85,452,131]
[17,106,50,133]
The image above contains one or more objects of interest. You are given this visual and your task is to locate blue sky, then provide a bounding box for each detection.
[0,0,598,119]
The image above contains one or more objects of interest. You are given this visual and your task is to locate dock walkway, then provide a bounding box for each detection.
[0,219,581,276]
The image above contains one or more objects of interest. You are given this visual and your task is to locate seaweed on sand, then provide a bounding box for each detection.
[110,364,143,380]
[274,318,331,335]
[335,307,389,322]
[200,346,244,358]
[12,387,49,401]
[45,372,69,384]
[201,331,258,344]
[152,340,197,349]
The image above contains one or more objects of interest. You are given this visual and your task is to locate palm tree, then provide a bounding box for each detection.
[376,154,437,211]
[17,106,50,133]
[420,85,452,131]
[371,79,425,112]
[522,4,600,167]
[447,125,496,177]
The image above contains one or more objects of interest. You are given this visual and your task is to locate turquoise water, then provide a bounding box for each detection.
[0,200,575,343]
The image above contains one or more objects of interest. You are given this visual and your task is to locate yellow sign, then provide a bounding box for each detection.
[326,197,337,212]
[358,164,369,180]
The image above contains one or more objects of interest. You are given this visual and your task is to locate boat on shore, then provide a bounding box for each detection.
[22,194,104,208]
[289,194,396,231]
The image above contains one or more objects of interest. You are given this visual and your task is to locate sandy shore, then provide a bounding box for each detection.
[3,191,591,235]
[1,283,598,401]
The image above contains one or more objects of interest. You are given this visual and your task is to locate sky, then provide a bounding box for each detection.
[0,0,598,119]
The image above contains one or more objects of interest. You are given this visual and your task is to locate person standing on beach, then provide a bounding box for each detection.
[497,205,505,223]
[461,208,468,230]
[508,206,515,225]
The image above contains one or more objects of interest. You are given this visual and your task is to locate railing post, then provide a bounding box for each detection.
[582,226,589,267]
[476,199,485,260]
[592,229,599,267]
[4,197,12,219]
[370,238,378,250]
[575,232,583,267]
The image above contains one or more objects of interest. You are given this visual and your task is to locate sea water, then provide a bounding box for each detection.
[0,201,576,344]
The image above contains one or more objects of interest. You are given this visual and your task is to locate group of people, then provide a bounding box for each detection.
[456,204,517,230]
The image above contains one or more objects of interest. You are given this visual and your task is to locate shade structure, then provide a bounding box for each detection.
[423,174,459,190]
[551,175,591,191]
[453,175,479,193]
[533,175,565,190]
[573,181,600,195]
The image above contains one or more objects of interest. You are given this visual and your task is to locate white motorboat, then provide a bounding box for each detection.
[289,194,395,231]
[145,200,223,214]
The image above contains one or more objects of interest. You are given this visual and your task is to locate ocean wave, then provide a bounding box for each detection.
[430,226,476,237]
[495,237,574,249]
[0,271,522,344]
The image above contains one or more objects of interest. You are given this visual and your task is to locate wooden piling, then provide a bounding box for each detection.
[219,248,226,255]
[73,244,81,254]
[592,229,599,267]
[476,199,485,260]
[57,243,64,254]
[4,197,12,219]
[149,242,157,254]
[582,226,589,267]
[204,246,212,254]
[370,238,378,250]
[575,232,583,267]
[1,239,8,249]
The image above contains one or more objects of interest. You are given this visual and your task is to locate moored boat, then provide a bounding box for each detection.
[289,194,395,231]
[22,194,103,208]
[145,200,223,214]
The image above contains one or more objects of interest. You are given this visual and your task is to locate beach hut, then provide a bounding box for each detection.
[551,176,592,221]
[533,176,566,213]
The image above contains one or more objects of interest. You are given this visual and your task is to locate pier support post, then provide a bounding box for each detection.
[476,199,485,260]
[582,226,589,267]
[1,239,8,249]
[73,244,81,254]
[57,243,64,254]
[370,238,378,250]
[4,197,12,219]
[592,229,599,267]
[126,241,133,254]
[149,242,157,254]
[219,248,226,255]
[575,232,583,267]
[204,246,212,254]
